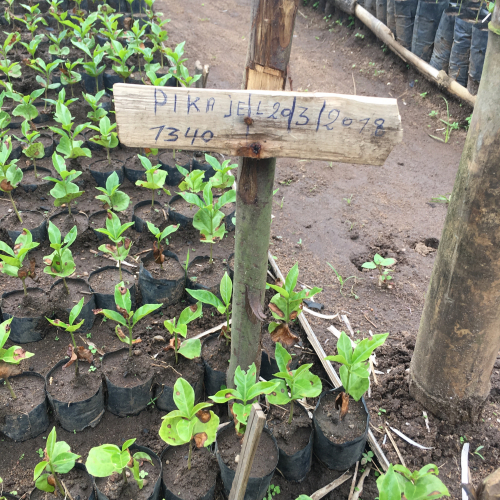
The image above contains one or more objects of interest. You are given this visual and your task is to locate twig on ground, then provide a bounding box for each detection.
[363,313,378,328]
[352,464,372,500]
[303,308,339,320]
[385,425,406,467]
[348,461,359,500]
[352,72,356,95]
[309,472,351,500]
[341,314,355,336]
[193,319,232,340]
[461,443,470,500]
[389,426,433,450]
[423,411,430,432]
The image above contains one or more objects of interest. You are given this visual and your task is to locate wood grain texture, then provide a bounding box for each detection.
[228,403,266,500]
[114,84,402,166]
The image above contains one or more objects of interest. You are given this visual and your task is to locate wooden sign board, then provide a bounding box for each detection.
[114,84,403,166]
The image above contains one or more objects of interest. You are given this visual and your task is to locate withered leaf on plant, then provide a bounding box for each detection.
[0,361,22,380]
[162,337,181,352]
[269,303,285,318]
[270,323,299,346]
[195,409,211,423]
[335,391,349,421]
[116,326,141,344]
[153,241,164,265]
[194,432,208,448]
[63,345,94,369]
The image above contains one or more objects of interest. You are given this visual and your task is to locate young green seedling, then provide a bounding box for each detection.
[50,102,91,160]
[159,378,220,469]
[59,59,83,97]
[47,29,70,59]
[6,88,45,122]
[44,153,84,215]
[376,464,450,500]
[0,32,20,65]
[0,229,39,295]
[361,253,396,287]
[147,22,169,68]
[43,221,77,295]
[140,47,159,74]
[83,90,108,123]
[96,11,124,43]
[176,165,207,194]
[163,302,203,364]
[125,19,147,74]
[203,154,236,189]
[3,0,17,25]
[29,58,63,109]
[165,41,201,87]
[266,263,322,346]
[144,68,173,86]
[15,120,44,178]
[44,87,78,110]
[211,363,279,435]
[429,97,459,144]
[33,427,80,496]
[95,211,134,281]
[86,438,153,490]
[107,40,135,83]
[267,342,322,423]
[0,93,10,139]
[179,183,235,264]
[93,282,162,357]
[325,331,388,418]
[0,58,21,85]
[186,271,232,345]
[17,3,48,39]
[20,34,44,59]
[0,318,34,399]
[87,115,119,164]
[0,137,23,223]
[77,44,107,92]
[135,154,171,206]
[146,221,178,269]
[45,298,93,377]
[95,171,130,213]
[327,263,355,296]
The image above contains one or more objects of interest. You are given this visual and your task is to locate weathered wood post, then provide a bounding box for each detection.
[409,1,500,423]
[227,0,300,384]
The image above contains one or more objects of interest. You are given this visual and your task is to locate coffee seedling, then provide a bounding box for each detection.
[46,298,93,377]
[377,463,450,500]
[186,272,232,344]
[29,58,63,108]
[87,116,119,164]
[267,263,322,345]
[107,40,135,83]
[176,165,207,194]
[83,90,108,123]
[211,363,279,435]
[17,3,48,39]
[165,42,201,87]
[268,342,322,423]
[325,331,388,418]
[429,97,458,144]
[159,378,220,469]
[0,137,24,223]
[15,120,44,178]
[94,171,130,212]
[0,229,39,295]
[146,221,178,269]
[33,427,80,495]
[86,438,153,490]
[20,35,44,59]
[43,221,77,295]
[7,88,45,122]
[135,154,171,205]
[203,154,236,189]
[163,303,203,364]
[361,253,396,286]
[0,318,34,399]
[95,211,135,281]
[47,29,70,59]
[93,282,162,357]
[59,59,83,97]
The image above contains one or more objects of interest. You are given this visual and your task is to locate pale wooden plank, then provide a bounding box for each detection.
[267,252,390,471]
[228,403,266,500]
[114,84,402,166]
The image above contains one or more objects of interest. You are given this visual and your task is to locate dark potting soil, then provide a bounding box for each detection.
[169,196,200,218]
[22,134,53,155]
[155,350,204,388]
[261,331,303,367]
[143,254,185,281]
[187,257,227,290]
[217,200,235,217]
[89,158,123,173]
[103,349,155,388]
[2,210,45,232]
[89,268,136,295]
[162,445,218,500]
[88,211,133,235]
[48,280,93,313]
[50,212,88,236]
[201,334,231,372]
[135,203,170,227]
[95,455,159,500]
[266,402,312,455]
[30,466,92,500]
[0,374,45,423]
[159,150,193,169]
[20,166,54,185]
[47,361,101,402]
[218,426,277,476]
[315,392,367,443]
[1,288,49,318]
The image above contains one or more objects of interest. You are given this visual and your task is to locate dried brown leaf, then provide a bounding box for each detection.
[153,241,164,265]
[0,360,22,379]
[335,391,349,421]
[269,303,285,318]
[195,409,211,423]
[162,338,181,352]
[270,323,298,346]
[194,432,208,448]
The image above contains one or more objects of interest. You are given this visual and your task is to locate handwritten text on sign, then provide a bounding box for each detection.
[114,85,403,166]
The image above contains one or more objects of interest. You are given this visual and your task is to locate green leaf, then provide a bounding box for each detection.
[325,354,349,365]
[337,331,353,365]
[406,474,450,500]
[98,308,127,326]
[114,282,132,314]
[266,283,289,298]
[292,369,322,398]
[46,427,57,458]
[172,377,195,417]
[220,272,232,308]
[274,342,292,375]
[285,263,299,294]
[362,261,377,269]
[351,333,389,364]
[186,289,223,310]
[0,318,13,350]
[345,371,369,401]
[33,461,48,481]
[159,415,189,446]
[122,438,136,452]
[132,303,162,326]
[266,379,291,405]
[69,297,85,326]
[35,474,55,493]
[178,338,201,359]
[209,388,239,404]
[178,302,203,326]
[86,444,123,477]
[52,451,80,473]
[246,381,280,401]
[377,466,403,500]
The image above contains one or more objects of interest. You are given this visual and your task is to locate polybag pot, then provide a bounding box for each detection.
[467,21,488,94]
[0,372,49,442]
[102,348,154,417]
[88,158,125,188]
[20,166,54,193]
[216,423,278,500]
[395,0,418,49]
[411,0,450,61]
[430,5,460,72]
[138,250,185,307]
[81,71,105,94]
[89,266,137,310]
[192,158,217,182]
[0,288,46,343]
[376,0,387,25]
[260,348,299,382]
[154,367,203,412]
[132,200,167,233]
[6,211,47,244]
[312,387,369,470]
[449,15,475,86]
[45,359,105,432]
[202,333,227,398]
[167,194,200,229]
[158,155,190,187]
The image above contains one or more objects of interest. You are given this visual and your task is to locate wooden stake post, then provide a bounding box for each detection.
[114,0,402,387]
[227,403,266,500]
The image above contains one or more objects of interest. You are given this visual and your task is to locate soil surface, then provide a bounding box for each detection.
[47,361,102,403]
[0,374,45,424]
[187,257,228,290]
[30,467,93,500]
[20,167,54,186]
[159,150,193,169]
[89,267,136,295]
[162,444,218,500]
[94,454,159,500]
[143,253,186,281]
[103,349,155,388]
[155,352,204,388]
[266,402,312,455]
[48,279,92,315]
[50,211,89,237]
[1,289,48,318]
[88,158,124,173]
[202,333,231,372]
[2,210,45,233]
[134,202,169,228]
[218,425,278,476]
[315,392,368,443]
[169,195,201,219]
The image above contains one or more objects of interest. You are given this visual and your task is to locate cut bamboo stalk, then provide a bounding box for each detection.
[268,252,390,471]
[310,472,352,500]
